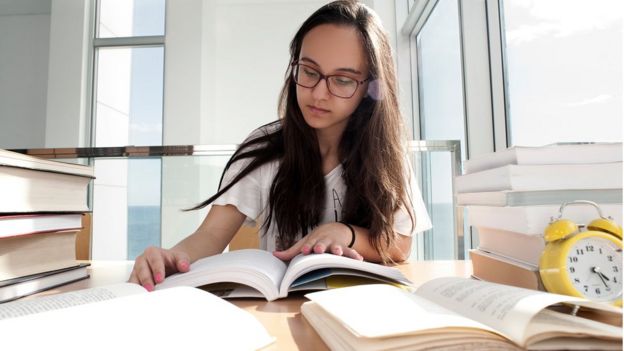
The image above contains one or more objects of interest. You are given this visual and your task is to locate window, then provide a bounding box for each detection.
[91,0,166,260]
[501,0,622,146]
[416,0,467,259]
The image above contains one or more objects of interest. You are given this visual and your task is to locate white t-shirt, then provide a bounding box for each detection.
[213,129,432,252]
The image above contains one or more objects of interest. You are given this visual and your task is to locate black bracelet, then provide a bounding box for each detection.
[339,221,356,248]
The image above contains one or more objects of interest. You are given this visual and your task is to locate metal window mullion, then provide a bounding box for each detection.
[94,35,165,48]
[486,0,509,150]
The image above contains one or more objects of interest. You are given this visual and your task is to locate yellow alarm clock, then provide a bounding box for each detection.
[539,200,622,306]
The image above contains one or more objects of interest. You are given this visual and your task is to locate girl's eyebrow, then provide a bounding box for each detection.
[299,57,363,75]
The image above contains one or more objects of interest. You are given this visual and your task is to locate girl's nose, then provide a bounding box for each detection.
[311,78,331,100]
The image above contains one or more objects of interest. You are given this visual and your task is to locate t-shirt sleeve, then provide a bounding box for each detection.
[211,126,274,225]
[393,161,432,236]
[212,157,265,226]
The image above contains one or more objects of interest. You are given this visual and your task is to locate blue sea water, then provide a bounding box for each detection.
[127,205,161,260]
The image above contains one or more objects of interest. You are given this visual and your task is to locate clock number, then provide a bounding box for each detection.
[595,288,601,295]
[585,245,594,252]
[613,266,619,273]
[607,255,613,262]
[584,285,589,292]
[569,267,576,273]
[614,277,618,283]
[576,249,584,255]
[599,248,603,254]
[569,256,578,263]
[574,278,580,283]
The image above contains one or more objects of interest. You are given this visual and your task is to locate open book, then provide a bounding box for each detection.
[0,283,274,350]
[155,249,411,301]
[302,277,623,350]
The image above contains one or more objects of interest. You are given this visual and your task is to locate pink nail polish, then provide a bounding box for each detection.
[154,273,163,283]
[144,283,154,292]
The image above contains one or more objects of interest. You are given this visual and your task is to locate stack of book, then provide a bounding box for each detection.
[0,149,95,302]
[456,143,623,291]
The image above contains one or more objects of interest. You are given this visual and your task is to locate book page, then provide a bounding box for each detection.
[415,277,589,345]
[524,309,622,345]
[0,282,145,320]
[279,253,411,297]
[0,286,275,350]
[156,249,287,301]
[305,284,498,338]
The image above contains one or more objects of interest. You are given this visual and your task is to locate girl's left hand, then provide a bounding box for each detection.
[273,222,363,261]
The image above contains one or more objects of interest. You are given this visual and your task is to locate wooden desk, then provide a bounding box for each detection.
[44,260,472,351]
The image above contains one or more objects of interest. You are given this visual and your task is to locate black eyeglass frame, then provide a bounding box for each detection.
[291,62,371,99]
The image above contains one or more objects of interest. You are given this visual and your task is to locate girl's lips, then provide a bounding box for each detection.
[308,105,330,114]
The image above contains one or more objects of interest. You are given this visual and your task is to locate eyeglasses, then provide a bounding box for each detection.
[291,63,370,99]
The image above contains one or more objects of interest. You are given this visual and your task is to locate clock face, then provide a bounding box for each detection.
[566,236,623,301]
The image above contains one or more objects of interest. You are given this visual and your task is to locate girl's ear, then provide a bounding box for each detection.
[366,79,382,101]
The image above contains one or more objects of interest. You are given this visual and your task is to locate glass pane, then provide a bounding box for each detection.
[94,46,163,146]
[161,155,232,250]
[98,0,165,38]
[91,158,161,260]
[416,0,466,259]
[502,0,622,146]
[127,158,161,259]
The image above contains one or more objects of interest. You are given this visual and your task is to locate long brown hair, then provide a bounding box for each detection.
[189,0,414,263]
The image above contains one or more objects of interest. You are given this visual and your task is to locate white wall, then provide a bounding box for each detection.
[44,0,91,148]
[161,0,327,247]
[0,9,50,148]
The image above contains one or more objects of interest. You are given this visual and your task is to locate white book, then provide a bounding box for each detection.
[0,149,93,177]
[156,249,410,301]
[0,213,83,238]
[475,226,545,266]
[302,278,622,350]
[466,203,623,235]
[456,162,622,193]
[0,284,275,350]
[464,143,622,174]
[457,188,622,206]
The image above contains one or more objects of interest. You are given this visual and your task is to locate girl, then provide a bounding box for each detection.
[130,0,431,291]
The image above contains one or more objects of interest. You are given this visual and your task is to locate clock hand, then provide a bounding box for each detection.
[592,267,609,288]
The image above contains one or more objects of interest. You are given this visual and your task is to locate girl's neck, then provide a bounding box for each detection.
[316,127,344,175]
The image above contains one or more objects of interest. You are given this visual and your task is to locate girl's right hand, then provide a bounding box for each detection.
[128,246,191,291]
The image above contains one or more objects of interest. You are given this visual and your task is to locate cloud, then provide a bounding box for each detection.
[566,94,613,107]
[505,0,622,45]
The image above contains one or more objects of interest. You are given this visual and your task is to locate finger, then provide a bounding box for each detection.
[329,243,343,256]
[133,259,156,291]
[312,238,333,254]
[171,251,191,273]
[342,247,363,261]
[144,247,167,285]
[273,239,306,261]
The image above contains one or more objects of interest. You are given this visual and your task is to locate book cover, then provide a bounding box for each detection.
[457,188,623,207]
[456,162,622,193]
[464,143,622,174]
